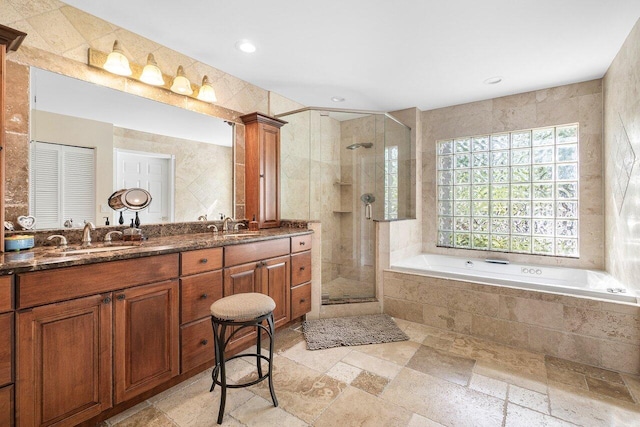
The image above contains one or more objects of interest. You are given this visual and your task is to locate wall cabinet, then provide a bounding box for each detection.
[114,280,179,403]
[17,294,113,426]
[241,113,286,228]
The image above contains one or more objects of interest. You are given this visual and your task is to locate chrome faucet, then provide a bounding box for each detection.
[104,230,123,245]
[207,224,219,233]
[81,222,95,248]
[222,216,234,233]
[233,223,246,232]
[47,234,68,248]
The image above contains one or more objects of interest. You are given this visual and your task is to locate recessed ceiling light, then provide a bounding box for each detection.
[331,96,345,102]
[483,76,503,85]
[235,40,256,53]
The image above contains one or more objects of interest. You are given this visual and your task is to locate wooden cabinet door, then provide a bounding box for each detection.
[259,122,280,228]
[0,385,13,427]
[17,294,112,427]
[222,262,261,351]
[114,280,179,404]
[261,255,290,329]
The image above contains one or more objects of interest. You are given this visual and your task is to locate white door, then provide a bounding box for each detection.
[115,150,173,225]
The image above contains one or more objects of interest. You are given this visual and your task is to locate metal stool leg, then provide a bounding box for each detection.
[210,319,221,393]
[216,323,227,425]
[256,320,263,378]
[266,313,278,407]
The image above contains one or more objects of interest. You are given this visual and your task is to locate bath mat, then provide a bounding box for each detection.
[302,314,409,350]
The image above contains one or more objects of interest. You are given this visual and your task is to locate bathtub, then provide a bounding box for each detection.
[390,254,637,304]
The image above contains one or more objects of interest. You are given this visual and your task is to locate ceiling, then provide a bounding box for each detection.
[62,0,640,112]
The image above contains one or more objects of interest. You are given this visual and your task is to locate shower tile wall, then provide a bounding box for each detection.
[603,17,640,295]
[421,79,604,269]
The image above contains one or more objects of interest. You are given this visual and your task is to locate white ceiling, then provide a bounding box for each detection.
[62,0,640,112]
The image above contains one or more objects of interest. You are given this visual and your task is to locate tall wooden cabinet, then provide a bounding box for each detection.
[240,113,286,228]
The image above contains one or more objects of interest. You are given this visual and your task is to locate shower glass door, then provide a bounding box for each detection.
[278,108,412,305]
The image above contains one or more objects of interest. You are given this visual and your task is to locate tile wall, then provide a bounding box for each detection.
[421,80,604,269]
[603,18,640,294]
[383,270,640,375]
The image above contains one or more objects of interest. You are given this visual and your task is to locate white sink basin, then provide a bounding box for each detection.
[62,245,136,255]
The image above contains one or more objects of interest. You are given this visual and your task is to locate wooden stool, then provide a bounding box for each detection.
[209,293,278,424]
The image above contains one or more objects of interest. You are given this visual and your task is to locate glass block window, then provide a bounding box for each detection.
[385,145,399,219]
[436,124,579,257]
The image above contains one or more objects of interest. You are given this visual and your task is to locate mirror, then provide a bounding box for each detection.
[26,67,234,230]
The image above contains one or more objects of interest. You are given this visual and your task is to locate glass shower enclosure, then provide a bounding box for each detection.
[278,108,412,304]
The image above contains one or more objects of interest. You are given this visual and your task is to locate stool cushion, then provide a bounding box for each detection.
[210,292,276,321]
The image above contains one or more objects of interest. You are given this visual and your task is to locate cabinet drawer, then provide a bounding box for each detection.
[181,248,223,276]
[291,283,311,320]
[180,271,223,324]
[0,385,13,427]
[0,276,12,313]
[17,254,179,309]
[224,238,289,267]
[181,318,214,373]
[0,313,11,387]
[291,234,312,253]
[291,251,311,286]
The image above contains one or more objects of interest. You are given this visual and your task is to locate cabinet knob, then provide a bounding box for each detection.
[103,297,112,304]
[116,294,126,300]
[200,339,208,346]
[200,293,208,299]
[200,258,208,264]
[300,241,305,246]
[300,266,305,271]
[300,298,306,303]
[260,174,264,178]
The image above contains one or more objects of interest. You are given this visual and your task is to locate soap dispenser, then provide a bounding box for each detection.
[249,215,259,231]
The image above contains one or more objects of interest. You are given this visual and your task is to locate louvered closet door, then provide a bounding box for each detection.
[30,141,96,229]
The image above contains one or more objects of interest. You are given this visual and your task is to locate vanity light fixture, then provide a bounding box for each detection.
[89,44,217,104]
[139,53,164,86]
[103,40,132,76]
[196,75,217,103]
[170,65,193,95]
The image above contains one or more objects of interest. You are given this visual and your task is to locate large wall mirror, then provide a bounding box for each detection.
[27,67,234,230]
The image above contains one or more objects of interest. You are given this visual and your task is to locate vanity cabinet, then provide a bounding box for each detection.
[15,254,179,426]
[290,234,312,320]
[113,280,179,403]
[179,248,223,373]
[17,294,112,426]
[240,113,287,229]
[223,238,291,350]
[0,275,13,427]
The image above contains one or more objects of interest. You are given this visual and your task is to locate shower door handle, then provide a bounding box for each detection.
[365,203,372,220]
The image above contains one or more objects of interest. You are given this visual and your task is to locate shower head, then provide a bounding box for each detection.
[346,142,373,150]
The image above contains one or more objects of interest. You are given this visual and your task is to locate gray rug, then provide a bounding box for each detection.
[302,314,409,350]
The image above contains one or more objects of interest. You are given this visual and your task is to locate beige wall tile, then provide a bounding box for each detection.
[499,296,564,329]
[422,305,472,334]
[563,306,640,345]
[471,315,529,348]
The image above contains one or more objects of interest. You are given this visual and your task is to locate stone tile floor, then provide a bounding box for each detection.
[105,318,640,426]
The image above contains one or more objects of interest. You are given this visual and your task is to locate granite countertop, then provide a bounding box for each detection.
[0,227,313,275]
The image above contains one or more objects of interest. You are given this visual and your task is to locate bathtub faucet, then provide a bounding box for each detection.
[485,258,509,265]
